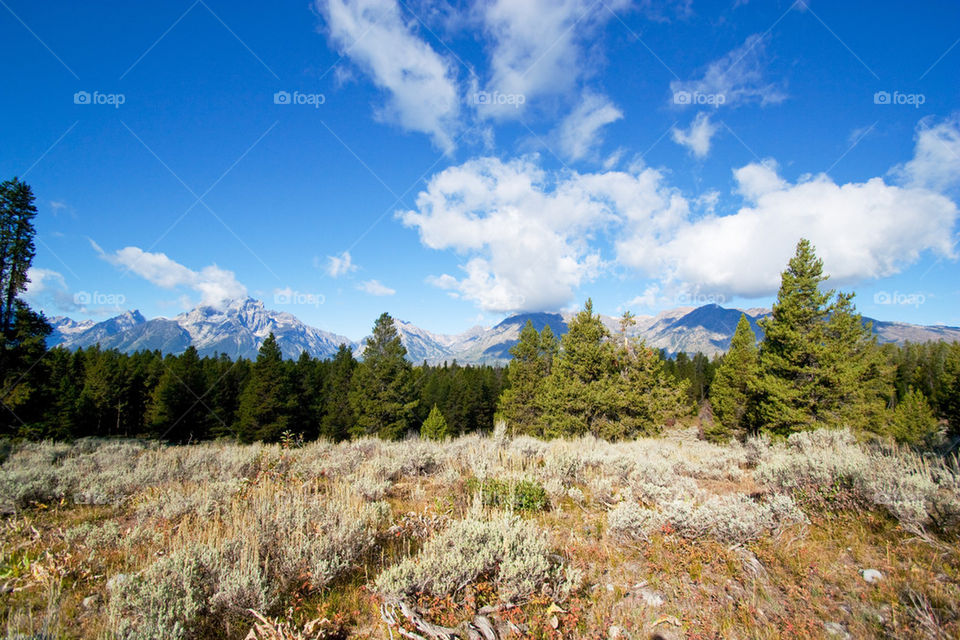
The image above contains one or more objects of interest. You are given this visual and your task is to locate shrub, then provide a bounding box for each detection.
[374,515,567,603]
[64,521,121,549]
[754,429,960,531]
[420,405,449,441]
[107,545,217,640]
[109,480,390,637]
[608,493,807,545]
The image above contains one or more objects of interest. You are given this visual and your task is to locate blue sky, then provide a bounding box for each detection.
[4,0,959,339]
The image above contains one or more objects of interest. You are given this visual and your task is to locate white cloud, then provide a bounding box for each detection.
[399,156,622,312]
[555,92,624,161]
[358,279,396,296]
[624,284,660,310]
[22,267,90,314]
[24,267,67,296]
[317,0,461,153]
[477,0,629,120]
[405,121,959,310]
[892,113,960,193]
[670,34,786,108]
[99,246,247,308]
[617,163,959,296]
[670,112,719,158]
[326,250,357,277]
[732,159,787,200]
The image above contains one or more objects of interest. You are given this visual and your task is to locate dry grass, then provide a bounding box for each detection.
[0,427,957,639]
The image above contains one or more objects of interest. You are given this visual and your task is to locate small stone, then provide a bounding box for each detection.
[637,588,665,607]
[823,621,851,639]
[82,594,99,609]
[861,569,883,584]
[608,625,622,639]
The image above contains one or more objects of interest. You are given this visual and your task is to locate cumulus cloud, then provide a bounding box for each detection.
[670,33,786,108]
[326,250,357,277]
[892,113,960,193]
[617,162,959,296]
[555,92,624,161]
[317,0,461,153]
[358,279,396,296]
[404,122,959,310]
[99,246,247,308]
[670,112,719,158]
[399,156,623,312]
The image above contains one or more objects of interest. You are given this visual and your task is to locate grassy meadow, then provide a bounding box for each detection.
[0,425,958,640]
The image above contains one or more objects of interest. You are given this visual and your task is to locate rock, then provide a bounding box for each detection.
[823,622,851,639]
[861,569,883,584]
[608,625,622,639]
[637,588,665,607]
[81,594,100,609]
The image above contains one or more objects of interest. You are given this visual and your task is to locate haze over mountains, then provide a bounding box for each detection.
[47,297,960,364]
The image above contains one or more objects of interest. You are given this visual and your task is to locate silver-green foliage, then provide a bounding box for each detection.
[374,515,562,603]
[608,493,807,545]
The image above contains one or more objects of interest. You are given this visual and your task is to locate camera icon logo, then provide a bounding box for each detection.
[873,91,891,105]
[673,91,691,105]
[274,91,291,105]
[73,91,91,105]
[474,91,490,105]
[873,291,891,304]
[74,291,91,305]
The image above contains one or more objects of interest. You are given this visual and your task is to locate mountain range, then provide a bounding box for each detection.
[47,297,960,364]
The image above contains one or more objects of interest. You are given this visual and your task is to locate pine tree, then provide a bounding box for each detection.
[497,320,549,435]
[887,387,939,445]
[537,299,686,439]
[943,343,960,437]
[291,350,324,440]
[757,239,889,435]
[320,344,357,441]
[0,178,50,435]
[147,347,209,442]
[820,292,890,430]
[420,404,449,440]
[349,313,417,440]
[234,333,293,443]
[0,178,39,340]
[708,314,759,441]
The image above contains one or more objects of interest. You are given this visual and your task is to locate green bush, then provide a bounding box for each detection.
[465,477,548,512]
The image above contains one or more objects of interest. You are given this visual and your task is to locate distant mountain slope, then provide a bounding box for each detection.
[46,298,960,363]
[49,298,354,360]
